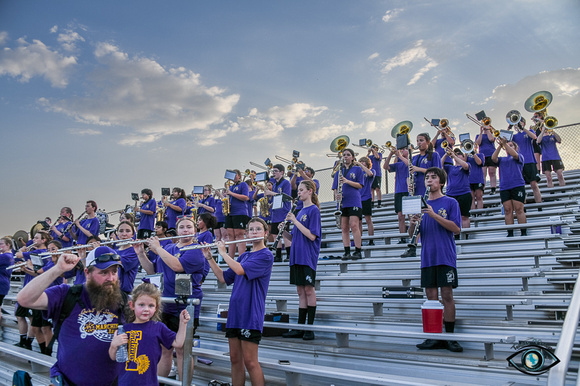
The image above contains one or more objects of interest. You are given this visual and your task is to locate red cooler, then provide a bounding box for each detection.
[421,300,444,333]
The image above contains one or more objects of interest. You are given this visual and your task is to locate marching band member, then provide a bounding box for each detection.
[213,189,227,245]
[432,124,455,166]
[386,148,410,244]
[265,164,292,262]
[355,157,376,245]
[491,137,528,237]
[537,123,566,188]
[442,147,472,232]
[467,144,485,209]
[135,188,156,239]
[114,221,140,294]
[475,124,498,194]
[195,185,216,215]
[135,217,204,383]
[49,207,73,248]
[202,218,273,386]
[225,170,251,259]
[254,181,273,232]
[332,148,364,260]
[291,166,320,215]
[197,212,217,279]
[511,118,543,205]
[0,237,14,325]
[246,180,257,219]
[163,188,187,230]
[72,200,100,245]
[282,180,321,341]
[532,112,544,171]
[367,145,383,207]
[411,133,442,196]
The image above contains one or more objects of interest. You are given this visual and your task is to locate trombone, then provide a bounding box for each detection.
[466,114,501,137]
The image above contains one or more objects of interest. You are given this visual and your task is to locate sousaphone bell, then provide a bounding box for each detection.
[330,135,350,153]
[391,121,413,138]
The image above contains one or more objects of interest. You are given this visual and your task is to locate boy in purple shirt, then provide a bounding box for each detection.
[135,188,156,239]
[385,148,410,243]
[163,188,186,230]
[537,124,566,188]
[367,145,383,207]
[492,138,528,237]
[442,148,472,232]
[225,170,251,259]
[265,164,292,262]
[475,121,498,194]
[466,145,485,209]
[73,200,100,245]
[412,167,462,353]
[511,118,543,206]
[356,157,376,246]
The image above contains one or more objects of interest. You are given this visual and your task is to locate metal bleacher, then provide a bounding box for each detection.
[2,170,580,384]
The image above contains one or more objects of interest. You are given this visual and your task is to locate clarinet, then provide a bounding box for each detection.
[408,186,430,248]
[272,199,298,250]
[333,157,344,229]
[407,146,415,196]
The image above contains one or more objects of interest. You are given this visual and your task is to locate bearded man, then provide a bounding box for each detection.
[17,246,126,385]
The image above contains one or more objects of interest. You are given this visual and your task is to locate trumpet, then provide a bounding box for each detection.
[460,139,475,155]
[381,141,396,153]
[180,237,265,251]
[439,119,456,140]
[506,110,522,126]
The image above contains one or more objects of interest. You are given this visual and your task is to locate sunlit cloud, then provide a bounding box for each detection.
[382,8,403,23]
[0,31,8,45]
[197,122,241,146]
[306,121,360,142]
[368,52,379,60]
[68,128,102,135]
[381,40,438,85]
[361,107,377,115]
[57,29,85,51]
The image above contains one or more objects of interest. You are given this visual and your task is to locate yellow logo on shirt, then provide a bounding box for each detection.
[125,329,150,375]
[349,172,356,179]
[438,208,448,219]
[300,214,308,222]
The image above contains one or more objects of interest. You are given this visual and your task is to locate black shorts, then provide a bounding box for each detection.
[449,193,472,217]
[31,309,52,328]
[542,159,564,173]
[270,222,283,236]
[470,183,485,192]
[500,186,526,204]
[361,199,373,216]
[371,176,382,189]
[421,265,458,288]
[215,221,225,229]
[137,229,153,239]
[394,192,409,213]
[483,157,498,167]
[533,140,542,154]
[162,312,199,333]
[225,328,262,345]
[15,304,31,318]
[522,163,542,184]
[341,207,362,219]
[289,264,316,287]
[225,215,250,229]
[0,294,4,305]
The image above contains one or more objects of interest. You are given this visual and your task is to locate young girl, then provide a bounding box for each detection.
[410,133,442,197]
[110,283,190,386]
[202,218,273,386]
[282,180,321,341]
[197,212,217,279]
[442,147,472,231]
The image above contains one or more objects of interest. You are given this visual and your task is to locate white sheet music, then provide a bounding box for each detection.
[272,194,284,210]
[402,196,422,215]
[30,254,44,266]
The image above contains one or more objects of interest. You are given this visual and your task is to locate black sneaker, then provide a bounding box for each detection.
[302,331,315,340]
[351,251,362,260]
[367,240,375,246]
[400,247,416,258]
[447,340,463,352]
[416,339,447,350]
[398,239,407,244]
[274,256,282,262]
[341,253,352,261]
[282,330,304,339]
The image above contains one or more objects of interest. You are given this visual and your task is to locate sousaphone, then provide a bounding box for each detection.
[524,91,552,113]
[12,230,28,249]
[391,120,413,138]
[330,135,350,153]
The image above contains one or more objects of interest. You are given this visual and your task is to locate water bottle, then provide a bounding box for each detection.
[116,325,129,362]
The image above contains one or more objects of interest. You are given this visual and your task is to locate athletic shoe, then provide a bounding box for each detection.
[416,339,447,350]
[341,253,352,261]
[302,331,315,340]
[351,251,362,260]
[400,247,416,258]
[447,340,463,352]
[282,330,304,338]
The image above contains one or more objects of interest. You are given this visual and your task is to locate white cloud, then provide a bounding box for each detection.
[42,42,240,145]
[381,40,438,85]
[368,52,379,60]
[361,107,376,115]
[196,122,240,146]
[50,26,58,34]
[382,8,403,23]
[306,121,360,143]
[57,30,85,51]
[0,32,8,45]
[0,37,77,87]
[68,128,102,135]
[408,59,438,85]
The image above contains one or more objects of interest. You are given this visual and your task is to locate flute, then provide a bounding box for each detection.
[115,234,196,247]
[180,237,264,251]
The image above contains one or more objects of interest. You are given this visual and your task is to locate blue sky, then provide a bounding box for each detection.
[1,0,579,236]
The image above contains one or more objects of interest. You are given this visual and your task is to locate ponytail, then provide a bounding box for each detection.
[300,180,320,209]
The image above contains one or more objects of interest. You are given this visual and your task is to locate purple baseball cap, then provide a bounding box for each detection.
[86,246,122,270]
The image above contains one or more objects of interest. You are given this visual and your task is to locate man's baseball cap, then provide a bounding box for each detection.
[86,246,122,270]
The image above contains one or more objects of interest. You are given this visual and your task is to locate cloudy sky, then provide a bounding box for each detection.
[1,0,579,237]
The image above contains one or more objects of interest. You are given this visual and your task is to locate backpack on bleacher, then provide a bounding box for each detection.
[12,370,32,386]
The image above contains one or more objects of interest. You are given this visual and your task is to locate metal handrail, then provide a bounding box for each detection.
[547,269,580,385]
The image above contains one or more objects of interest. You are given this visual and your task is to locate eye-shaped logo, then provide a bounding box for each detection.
[506,344,560,375]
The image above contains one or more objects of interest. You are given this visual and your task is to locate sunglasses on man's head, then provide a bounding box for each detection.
[89,253,121,265]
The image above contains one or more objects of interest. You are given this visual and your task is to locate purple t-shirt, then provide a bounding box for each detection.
[0,252,14,295]
[498,153,525,191]
[476,133,496,157]
[153,243,204,318]
[51,222,73,248]
[116,247,139,293]
[419,196,461,268]
[444,164,471,196]
[223,248,273,331]
[117,320,176,386]
[412,152,442,196]
[271,178,292,223]
[43,259,64,287]
[467,153,485,184]
[331,164,365,209]
[513,132,535,165]
[435,138,453,165]
[290,205,321,271]
[45,284,123,385]
[76,217,100,245]
[138,199,157,231]
[360,170,375,201]
[229,182,250,216]
[294,177,320,212]
[197,230,213,277]
[21,249,48,287]
[246,186,256,217]
[369,153,383,177]
[388,160,409,194]
[166,198,186,229]
[197,196,215,215]
[214,198,225,222]
[540,135,561,161]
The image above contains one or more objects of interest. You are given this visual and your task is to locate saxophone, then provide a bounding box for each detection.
[333,157,344,229]
[222,197,230,216]
[258,197,269,217]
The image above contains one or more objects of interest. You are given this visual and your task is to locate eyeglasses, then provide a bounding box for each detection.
[89,253,121,266]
